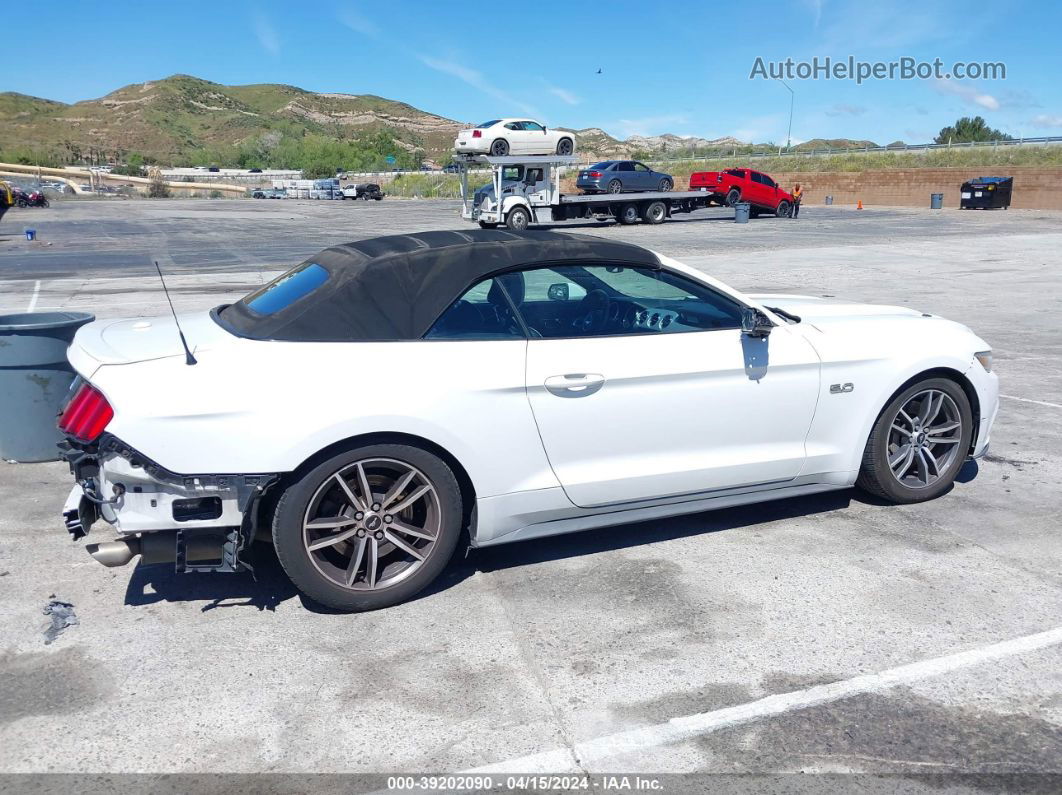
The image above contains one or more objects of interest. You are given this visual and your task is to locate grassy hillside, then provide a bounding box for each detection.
[0,75,464,168]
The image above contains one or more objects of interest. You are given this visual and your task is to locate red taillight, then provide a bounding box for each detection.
[58,383,113,442]
[588,171,601,178]
[472,129,482,138]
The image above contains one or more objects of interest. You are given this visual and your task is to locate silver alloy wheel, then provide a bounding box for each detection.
[607,180,622,194]
[302,458,440,591]
[886,389,963,489]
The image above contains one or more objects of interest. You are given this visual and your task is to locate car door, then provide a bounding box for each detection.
[521,121,549,153]
[516,264,821,508]
[632,162,654,190]
[502,121,526,152]
[749,172,772,206]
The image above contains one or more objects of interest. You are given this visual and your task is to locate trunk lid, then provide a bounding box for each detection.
[68,312,233,374]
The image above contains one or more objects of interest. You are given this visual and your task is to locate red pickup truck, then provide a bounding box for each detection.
[688,168,795,217]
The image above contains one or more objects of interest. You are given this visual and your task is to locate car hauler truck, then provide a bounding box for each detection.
[457,154,714,230]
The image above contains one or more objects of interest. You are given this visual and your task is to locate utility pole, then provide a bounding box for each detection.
[779,79,794,151]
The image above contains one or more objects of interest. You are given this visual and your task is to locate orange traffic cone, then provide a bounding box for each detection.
[856,199,864,210]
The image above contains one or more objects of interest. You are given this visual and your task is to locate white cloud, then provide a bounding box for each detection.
[612,114,690,137]
[546,85,580,106]
[825,103,866,117]
[934,79,999,111]
[337,6,379,37]
[252,12,279,56]
[802,0,824,28]
[420,55,539,117]
[1032,114,1062,129]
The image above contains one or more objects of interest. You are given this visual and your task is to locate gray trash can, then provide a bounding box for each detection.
[930,193,944,209]
[825,195,834,205]
[734,202,751,223]
[0,311,94,462]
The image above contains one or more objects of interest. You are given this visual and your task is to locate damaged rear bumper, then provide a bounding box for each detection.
[59,433,278,573]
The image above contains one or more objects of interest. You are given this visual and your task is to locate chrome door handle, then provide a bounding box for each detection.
[544,373,605,398]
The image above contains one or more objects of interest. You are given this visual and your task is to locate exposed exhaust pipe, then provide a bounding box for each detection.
[86,538,141,567]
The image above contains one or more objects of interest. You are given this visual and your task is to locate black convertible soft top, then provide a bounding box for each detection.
[217,229,662,341]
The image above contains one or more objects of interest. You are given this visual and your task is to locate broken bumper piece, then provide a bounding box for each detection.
[58,433,278,573]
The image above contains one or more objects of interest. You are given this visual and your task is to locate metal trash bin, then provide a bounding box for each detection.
[824,195,833,205]
[930,193,943,209]
[0,311,94,462]
[734,202,751,223]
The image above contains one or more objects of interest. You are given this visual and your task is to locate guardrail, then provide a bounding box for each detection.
[634,135,1062,168]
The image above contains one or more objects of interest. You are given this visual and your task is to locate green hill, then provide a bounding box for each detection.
[0,75,466,167]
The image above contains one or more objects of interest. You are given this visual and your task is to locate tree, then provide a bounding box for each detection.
[935,116,1013,145]
[147,167,170,198]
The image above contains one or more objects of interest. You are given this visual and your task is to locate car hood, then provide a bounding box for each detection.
[748,293,925,325]
[68,312,233,375]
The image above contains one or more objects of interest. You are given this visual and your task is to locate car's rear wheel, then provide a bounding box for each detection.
[642,201,666,224]
[857,377,973,504]
[617,203,640,225]
[607,179,623,194]
[556,138,574,155]
[506,206,531,231]
[725,188,741,206]
[776,200,792,218]
[658,178,673,192]
[273,444,463,611]
[490,138,510,157]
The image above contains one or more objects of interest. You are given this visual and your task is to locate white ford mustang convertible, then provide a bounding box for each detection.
[58,230,998,610]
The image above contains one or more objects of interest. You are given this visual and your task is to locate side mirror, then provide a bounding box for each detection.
[741,307,773,337]
[548,283,570,301]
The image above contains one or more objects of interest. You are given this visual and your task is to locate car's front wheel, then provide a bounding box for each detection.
[776,200,791,218]
[273,444,463,611]
[658,178,673,192]
[857,377,973,504]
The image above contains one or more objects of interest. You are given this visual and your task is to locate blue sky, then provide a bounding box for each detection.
[5,0,1061,145]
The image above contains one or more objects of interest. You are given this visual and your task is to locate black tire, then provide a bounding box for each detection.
[273,443,463,611]
[658,178,673,192]
[857,377,973,504]
[478,221,499,229]
[490,138,510,157]
[506,206,531,231]
[725,188,741,207]
[775,200,791,218]
[642,201,666,224]
[556,137,574,156]
[617,203,640,225]
[607,179,623,194]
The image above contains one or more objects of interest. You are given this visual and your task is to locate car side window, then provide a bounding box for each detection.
[425,276,526,340]
[762,175,776,188]
[633,163,649,172]
[504,122,521,131]
[510,265,746,339]
[523,121,544,131]
[616,162,634,172]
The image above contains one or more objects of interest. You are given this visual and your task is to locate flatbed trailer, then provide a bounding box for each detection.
[456,154,714,230]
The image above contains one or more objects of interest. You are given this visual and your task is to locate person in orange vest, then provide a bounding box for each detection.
[791,183,803,219]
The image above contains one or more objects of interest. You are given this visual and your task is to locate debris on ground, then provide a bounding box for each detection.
[43,599,79,644]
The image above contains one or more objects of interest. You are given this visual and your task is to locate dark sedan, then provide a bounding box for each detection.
[576,161,674,194]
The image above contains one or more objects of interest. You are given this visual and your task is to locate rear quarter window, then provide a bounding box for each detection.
[242,262,329,315]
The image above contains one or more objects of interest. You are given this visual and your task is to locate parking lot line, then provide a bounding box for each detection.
[26,279,40,312]
[1001,394,1062,409]
[462,626,1062,774]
